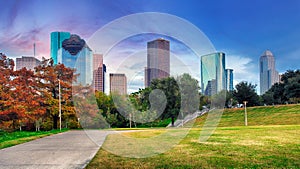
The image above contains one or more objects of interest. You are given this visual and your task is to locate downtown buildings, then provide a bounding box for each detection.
[259,50,279,95]
[225,69,234,91]
[145,38,170,87]
[93,54,106,92]
[56,34,93,86]
[110,73,127,95]
[201,52,233,96]
[201,52,226,96]
[50,32,71,65]
[16,56,41,70]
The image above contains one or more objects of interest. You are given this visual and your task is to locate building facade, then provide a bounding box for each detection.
[93,54,106,92]
[16,56,41,70]
[201,52,226,96]
[110,73,127,95]
[145,38,170,87]
[259,50,279,95]
[225,69,234,91]
[50,31,70,65]
[57,34,93,86]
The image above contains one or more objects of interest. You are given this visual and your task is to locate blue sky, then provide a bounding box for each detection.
[0,0,299,93]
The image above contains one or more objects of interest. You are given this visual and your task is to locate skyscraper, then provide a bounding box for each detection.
[145,38,170,87]
[225,69,234,91]
[57,34,93,86]
[16,56,41,70]
[201,52,226,96]
[50,31,71,65]
[259,50,279,95]
[110,73,127,95]
[93,54,106,92]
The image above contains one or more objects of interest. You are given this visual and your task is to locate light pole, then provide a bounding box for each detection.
[59,79,61,131]
[243,101,248,126]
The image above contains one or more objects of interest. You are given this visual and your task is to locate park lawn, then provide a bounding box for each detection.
[0,129,68,149]
[87,104,300,168]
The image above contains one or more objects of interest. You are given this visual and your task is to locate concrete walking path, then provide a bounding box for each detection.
[0,130,115,169]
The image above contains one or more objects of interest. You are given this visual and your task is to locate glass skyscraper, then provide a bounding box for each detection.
[225,69,234,91]
[50,32,70,65]
[259,50,279,95]
[57,34,93,86]
[201,52,226,96]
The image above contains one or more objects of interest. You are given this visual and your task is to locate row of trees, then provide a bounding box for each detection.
[0,58,78,131]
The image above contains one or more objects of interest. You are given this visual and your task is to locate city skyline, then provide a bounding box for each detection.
[0,0,299,94]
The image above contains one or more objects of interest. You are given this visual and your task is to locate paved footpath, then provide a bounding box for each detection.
[0,130,115,169]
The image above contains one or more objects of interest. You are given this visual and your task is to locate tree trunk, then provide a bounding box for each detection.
[53,115,58,129]
[171,116,175,127]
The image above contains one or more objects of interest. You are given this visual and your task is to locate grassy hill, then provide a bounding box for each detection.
[195,104,300,127]
[87,104,300,168]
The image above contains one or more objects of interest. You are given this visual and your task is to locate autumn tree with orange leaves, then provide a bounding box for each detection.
[0,55,79,131]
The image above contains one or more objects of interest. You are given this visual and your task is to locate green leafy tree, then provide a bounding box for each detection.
[233,81,260,107]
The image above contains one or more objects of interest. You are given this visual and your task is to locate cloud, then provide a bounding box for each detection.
[226,54,259,90]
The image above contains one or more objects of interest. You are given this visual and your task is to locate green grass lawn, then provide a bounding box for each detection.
[87,104,300,168]
[0,129,68,149]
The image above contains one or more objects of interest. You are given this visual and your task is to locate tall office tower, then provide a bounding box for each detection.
[145,38,170,87]
[259,50,279,95]
[110,73,127,95]
[50,31,71,65]
[57,34,93,86]
[225,69,234,91]
[93,54,106,92]
[201,52,226,96]
[16,56,41,70]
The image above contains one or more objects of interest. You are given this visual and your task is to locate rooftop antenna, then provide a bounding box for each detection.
[33,43,36,57]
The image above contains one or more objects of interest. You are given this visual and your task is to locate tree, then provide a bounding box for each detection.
[35,58,77,129]
[233,81,260,107]
[10,68,46,131]
[284,73,300,103]
[177,73,200,118]
[262,69,300,105]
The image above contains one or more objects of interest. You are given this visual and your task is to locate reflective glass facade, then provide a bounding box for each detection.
[50,32,70,65]
[201,52,226,96]
[225,69,234,91]
[57,35,93,86]
[259,50,279,94]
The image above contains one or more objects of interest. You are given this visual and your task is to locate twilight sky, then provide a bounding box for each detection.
[0,0,299,94]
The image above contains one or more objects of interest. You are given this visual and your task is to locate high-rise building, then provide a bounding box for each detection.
[93,54,106,92]
[145,38,170,87]
[57,34,93,86]
[259,50,279,94]
[201,52,226,96]
[16,56,41,70]
[50,31,71,65]
[110,73,127,95]
[225,69,234,91]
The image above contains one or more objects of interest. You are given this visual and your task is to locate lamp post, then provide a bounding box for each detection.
[243,101,248,126]
[59,79,61,131]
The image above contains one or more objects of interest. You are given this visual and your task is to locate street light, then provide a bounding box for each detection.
[59,79,61,131]
[243,101,248,126]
